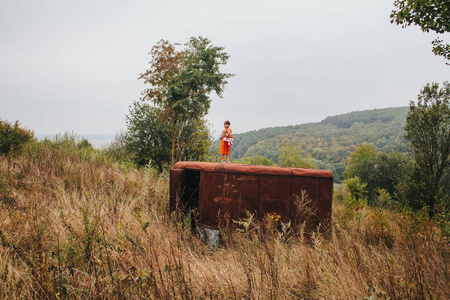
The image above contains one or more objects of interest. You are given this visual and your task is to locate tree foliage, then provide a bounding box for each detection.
[344,144,410,202]
[127,37,233,168]
[139,40,183,107]
[345,176,368,202]
[126,100,212,171]
[278,140,316,169]
[320,106,409,128]
[126,102,171,171]
[344,144,377,195]
[0,120,34,154]
[391,0,450,63]
[373,151,410,197]
[241,155,276,166]
[141,37,233,165]
[403,81,450,214]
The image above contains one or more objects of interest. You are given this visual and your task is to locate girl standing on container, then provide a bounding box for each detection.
[220,120,233,163]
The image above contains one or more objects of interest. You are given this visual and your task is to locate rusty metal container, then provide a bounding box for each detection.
[170,162,333,229]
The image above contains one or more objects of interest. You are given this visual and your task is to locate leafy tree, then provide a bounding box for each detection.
[126,101,171,171]
[278,140,316,168]
[391,0,450,63]
[126,100,212,171]
[344,144,411,202]
[0,120,34,154]
[403,82,450,214]
[139,40,183,106]
[344,144,377,194]
[373,151,410,197]
[137,37,233,165]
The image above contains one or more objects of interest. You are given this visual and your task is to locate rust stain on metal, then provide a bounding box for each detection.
[233,174,257,181]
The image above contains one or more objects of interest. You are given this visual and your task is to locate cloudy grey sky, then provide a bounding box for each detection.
[1,0,448,138]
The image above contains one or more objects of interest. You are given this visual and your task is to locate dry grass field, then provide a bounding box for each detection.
[0,139,449,299]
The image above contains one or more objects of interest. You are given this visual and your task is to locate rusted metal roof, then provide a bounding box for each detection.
[173,161,333,178]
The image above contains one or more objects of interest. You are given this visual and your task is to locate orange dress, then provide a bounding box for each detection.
[220,129,232,154]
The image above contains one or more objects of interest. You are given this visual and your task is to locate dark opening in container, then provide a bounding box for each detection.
[181,170,200,212]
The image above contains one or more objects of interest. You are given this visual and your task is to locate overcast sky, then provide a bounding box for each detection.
[1,0,448,138]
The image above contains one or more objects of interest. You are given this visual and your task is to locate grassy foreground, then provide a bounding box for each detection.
[0,140,449,299]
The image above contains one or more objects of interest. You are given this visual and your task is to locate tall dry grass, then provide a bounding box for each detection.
[0,139,448,299]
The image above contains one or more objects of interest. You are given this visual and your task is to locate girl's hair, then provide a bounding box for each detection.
[224,120,231,125]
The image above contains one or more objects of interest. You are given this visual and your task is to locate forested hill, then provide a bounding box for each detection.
[222,106,409,182]
[319,106,409,128]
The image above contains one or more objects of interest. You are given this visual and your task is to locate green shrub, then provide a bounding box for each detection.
[373,188,393,209]
[0,120,34,154]
[344,176,367,202]
[241,155,276,166]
